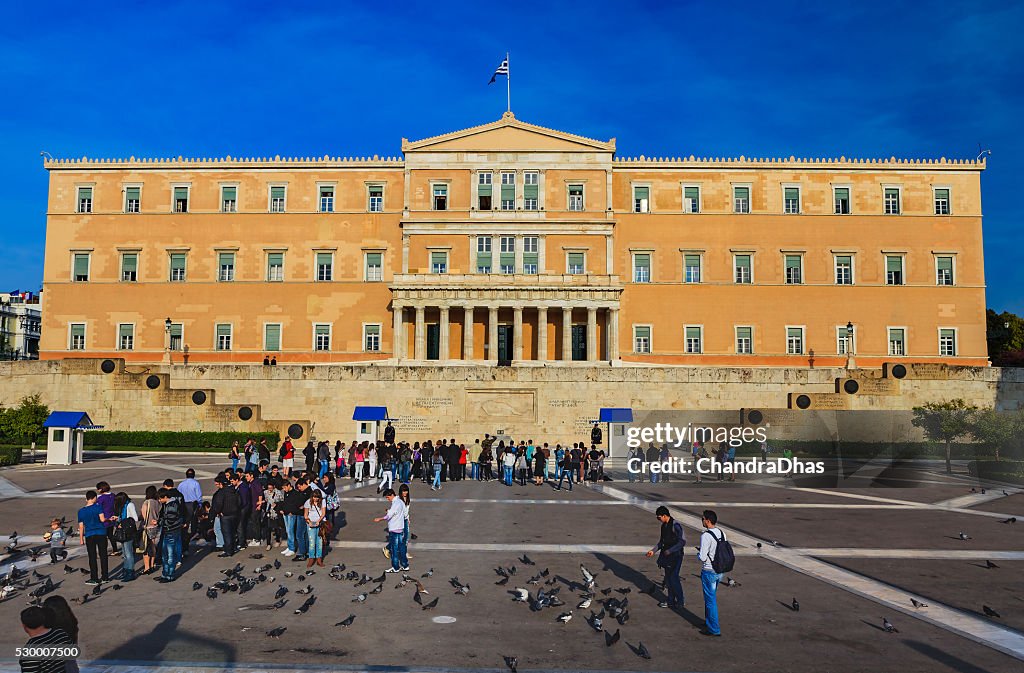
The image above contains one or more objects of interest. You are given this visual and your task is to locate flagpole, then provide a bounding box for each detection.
[506,51,511,112]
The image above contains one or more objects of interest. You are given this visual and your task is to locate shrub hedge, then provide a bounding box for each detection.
[968,459,1024,485]
[0,446,22,466]
[85,431,279,450]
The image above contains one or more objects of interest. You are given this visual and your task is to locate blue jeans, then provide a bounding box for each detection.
[306,525,323,558]
[432,467,441,489]
[388,530,408,570]
[400,461,412,483]
[663,554,684,606]
[160,530,181,580]
[701,569,723,634]
[503,465,514,485]
[557,468,574,490]
[247,459,258,473]
[214,518,223,548]
[284,514,299,552]
[554,463,563,479]
[231,458,239,471]
[319,459,329,479]
[121,539,136,580]
[294,517,309,555]
[471,462,479,480]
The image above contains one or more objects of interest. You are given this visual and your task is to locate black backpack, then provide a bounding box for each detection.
[709,529,735,574]
[112,504,139,543]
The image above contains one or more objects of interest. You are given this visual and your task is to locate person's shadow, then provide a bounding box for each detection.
[594,552,704,629]
[94,613,236,664]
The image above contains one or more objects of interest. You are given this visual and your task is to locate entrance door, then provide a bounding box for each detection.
[572,325,587,361]
[497,324,513,362]
[426,324,440,360]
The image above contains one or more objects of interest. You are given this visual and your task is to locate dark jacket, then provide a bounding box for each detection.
[279,489,308,516]
[236,482,252,511]
[210,485,241,519]
[384,424,396,443]
[656,518,686,559]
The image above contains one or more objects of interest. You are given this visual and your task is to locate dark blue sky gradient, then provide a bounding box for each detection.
[3,1,1021,312]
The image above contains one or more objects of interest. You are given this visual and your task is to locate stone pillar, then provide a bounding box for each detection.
[414,305,425,360]
[488,306,499,362]
[439,306,450,362]
[463,306,474,361]
[608,307,620,363]
[392,304,404,360]
[537,306,548,361]
[561,306,572,361]
[513,306,523,361]
[587,306,598,362]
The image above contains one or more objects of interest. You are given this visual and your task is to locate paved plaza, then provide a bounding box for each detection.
[0,453,1021,673]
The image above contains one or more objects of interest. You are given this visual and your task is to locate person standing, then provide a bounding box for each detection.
[41,595,79,673]
[112,492,139,581]
[697,510,726,637]
[258,438,272,465]
[502,447,516,486]
[533,445,546,485]
[210,477,240,558]
[245,470,264,547]
[384,421,396,445]
[95,481,118,556]
[46,519,67,564]
[303,440,316,476]
[554,445,564,481]
[555,448,574,491]
[430,449,443,490]
[317,441,331,479]
[646,505,685,609]
[262,481,285,550]
[280,438,295,478]
[139,485,161,575]
[303,491,327,568]
[18,606,74,673]
[367,444,378,484]
[291,479,312,561]
[156,487,185,582]
[178,468,202,557]
[77,490,108,585]
[229,441,241,472]
[628,445,644,483]
[373,488,408,573]
[232,473,252,551]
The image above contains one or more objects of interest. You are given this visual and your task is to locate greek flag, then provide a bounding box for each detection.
[489,57,509,84]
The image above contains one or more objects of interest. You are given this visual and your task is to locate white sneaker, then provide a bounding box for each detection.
[282,549,295,556]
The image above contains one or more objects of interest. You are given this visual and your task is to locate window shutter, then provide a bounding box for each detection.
[216,324,231,338]
[686,327,701,340]
[366,252,382,266]
[834,187,849,199]
[735,255,751,268]
[268,252,283,267]
[170,253,186,270]
[785,255,801,269]
[265,324,281,351]
[523,251,538,267]
[122,254,137,273]
[169,324,182,338]
[71,324,85,338]
[501,183,515,201]
[524,183,538,199]
[174,187,187,200]
[476,251,491,269]
[935,188,949,200]
[431,252,446,266]
[222,186,236,200]
[635,326,650,339]
[271,186,285,199]
[317,252,332,266]
[836,255,851,266]
[219,252,234,267]
[118,324,133,340]
[366,324,380,336]
[684,186,699,200]
[787,327,801,338]
[634,186,649,200]
[736,326,751,340]
[319,185,332,196]
[735,186,749,199]
[126,186,140,201]
[886,256,902,272]
[499,252,515,268]
[936,256,952,271]
[315,324,330,336]
[785,187,799,200]
[73,254,89,277]
[478,183,492,197]
[79,187,92,200]
[635,253,650,269]
[685,254,700,268]
[568,252,584,268]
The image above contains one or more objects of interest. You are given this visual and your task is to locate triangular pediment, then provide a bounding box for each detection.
[402,112,615,153]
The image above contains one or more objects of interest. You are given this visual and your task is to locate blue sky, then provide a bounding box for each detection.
[3,1,1022,313]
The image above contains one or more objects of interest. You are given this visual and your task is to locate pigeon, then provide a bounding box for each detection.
[605,628,620,646]
[63,565,76,575]
[527,575,541,585]
[509,565,517,576]
[266,627,287,638]
[504,655,518,673]
[370,583,384,595]
[395,580,409,589]
[911,598,928,609]
[274,559,281,569]
[422,597,439,610]
[8,531,16,540]
[540,568,550,577]
[294,596,315,614]
[450,576,464,589]
[372,573,385,584]
[206,588,218,600]
[521,554,536,566]
[1003,490,1010,497]
[986,560,999,569]
[298,575,306,582]
[958,532,972,541]
[70,595,91,605]
[637,641,652,659]
[239,581,254,595]
[31,570,46,581]
[414,591,423,605]
[192,582,203,591]
[981,488,986,495]
[724,577,741,587]
[983,605,1001,618]
[274,586,288,600]
[882,617,898,633]
[250,553,263,559]
[413,579,428,594]
[284,571,294,578]
[91,584,103,596]
[791,598,800,612]
[577,597,592,610]
[455,584,470,596]
[589,612,603,632]
[557,611,573,623]
[422,568,434,578]
[306,569,315,576]
[295,585,314,595]
[1001,517,1017,524]
[111,584,123,591]
[617,610,630,625]
[616,587,631,595]
[238,599,288,611]
[352,593,368,603]
[495,566,509,578]
[495,577,510,586]
[580,563,595,589]
[600,588,612,596]
[512,587,530,602]
[335,614,356,627]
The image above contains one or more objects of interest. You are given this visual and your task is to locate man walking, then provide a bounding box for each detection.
[555,448,574,491]
[373,488,408,573]
[646,505,685,609]
[179,468,202,557]
[697,509,725,636]
[77,490,109,585]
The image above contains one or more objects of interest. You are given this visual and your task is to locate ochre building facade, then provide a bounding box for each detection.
[40,113,989,368]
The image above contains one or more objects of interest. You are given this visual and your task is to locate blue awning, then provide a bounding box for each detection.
[43,411,101,429]
[352,406,389,422]
[599,408,633,423]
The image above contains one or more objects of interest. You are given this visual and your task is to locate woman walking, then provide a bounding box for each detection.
[430,449,443,490]
[303,491,327,568]
[399,483,413,558]
[354,445,366,483]
[113,491,139,581]
[229,441,241,472]
[139,485,161,575]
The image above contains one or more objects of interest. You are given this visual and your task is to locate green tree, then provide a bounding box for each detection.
[971,409,1024,462]
[1,394,50,449]
[986,309,1024,366]
[912,399,978,473]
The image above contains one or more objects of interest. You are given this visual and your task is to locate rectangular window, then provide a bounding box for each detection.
[267,252,284,282]
[736,326,752,354]
[939,329,956,357]
[221,186,237,213]
[478,172,492,210]
[121,253,138,282]
[173,186,188,213]
[218,252,235,282]
[125,186,140,213]
[216,323,232,351]
[264,324,281,351]
[168,323,183,351]
[316,252,333,281]
[365,252,383,281]
[73,253,90,282]
[522,237,538,274]
[77,187,93,213]
[118,324,134,351]
[934,188,950,215]
[431,251,448,274]
[734,254,752,284]
[936,256,954,286]
[567,252,584,274]
[884,187,900,215]
[314,324,331,352]
[476,237,492,273]
[169,253,186,282]
[499,236,515,274]
[835,255,853,285]
[568,184,584,211]
[886,255,904,285]
[683,186,700,213]
[888,328,905,356]
[787,327,804,354]
[634,325,651,354]
[270,186,286,213]
[319,185,334,213]
[433,184,448,210]
[834,187,850,214]
[733,186,750,213]
[633,253,651,283]
[685,326,702,354]
[684,254,701,283]
[364,324,381,352]
[500,172,515,210]
[836,326,855,355]
[784,187,800,214]
[368,185,383,213]
[785,255,802,284]
[524,172,538,210]
[633,186,649,213]
[69,323,86,350]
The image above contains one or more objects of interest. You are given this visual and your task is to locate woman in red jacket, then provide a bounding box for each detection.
[458,445,469,481]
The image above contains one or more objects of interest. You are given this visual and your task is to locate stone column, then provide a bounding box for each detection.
[608,307,620,363]
[561,306,572,361]
[513,306,523,361]
[463,306,474,361]
[488,306,499,362]
[439,306,450,362]
[392,304,404,360]
[587,306,598,362]
[537,306,548,361]
[414,305,425,360]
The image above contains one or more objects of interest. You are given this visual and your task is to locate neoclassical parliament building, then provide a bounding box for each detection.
[40,112,989,368]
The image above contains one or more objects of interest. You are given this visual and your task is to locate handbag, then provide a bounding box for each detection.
[319,519,333,539]
[325,493,341,511]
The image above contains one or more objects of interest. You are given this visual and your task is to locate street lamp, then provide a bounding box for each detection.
[164,317,172,365]
[845,321,856,370]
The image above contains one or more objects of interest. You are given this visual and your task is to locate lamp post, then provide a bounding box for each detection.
[845,321,856,370]
[164,317,172,365]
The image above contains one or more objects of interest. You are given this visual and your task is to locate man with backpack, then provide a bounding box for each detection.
[697,509,734,637]
[645,506,685,609]
[156,487,186,583]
